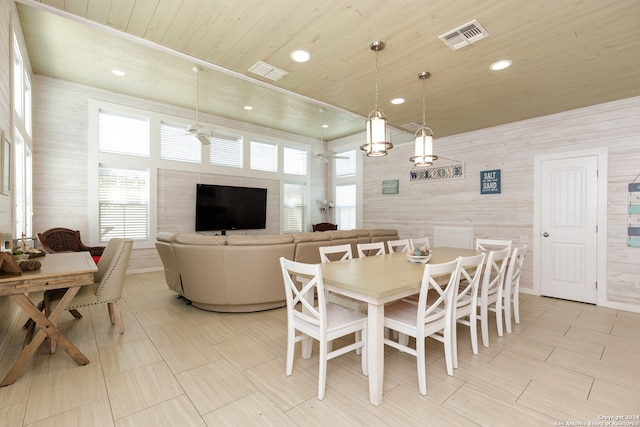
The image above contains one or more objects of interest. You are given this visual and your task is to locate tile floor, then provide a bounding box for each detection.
[1,271,639,426]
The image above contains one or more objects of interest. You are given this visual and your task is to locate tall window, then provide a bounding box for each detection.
[334,149,357,230]
[283,146,307,175]
[283,182,306,233]
[335,184,356,230]
[97,110,150,242]
[12,33,33,238]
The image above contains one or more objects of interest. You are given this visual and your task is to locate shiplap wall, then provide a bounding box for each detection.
[357,96,640,311]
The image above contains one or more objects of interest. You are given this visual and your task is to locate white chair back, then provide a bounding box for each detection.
[475,238,512,254]
[387,239,410,254]
[409,237,430,250]
[319,244,353,263]
[357,241,385,258]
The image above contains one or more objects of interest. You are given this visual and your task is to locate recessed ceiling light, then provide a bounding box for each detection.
[322,124,329,128]
[391,98,405,105]
[290,50,311,63]
[490,59,512,71]
[244,105,253,110]
[111,69,126,76]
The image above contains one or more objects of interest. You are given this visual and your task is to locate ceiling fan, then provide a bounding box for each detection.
[313,108,348,162]
[187,66,212,145]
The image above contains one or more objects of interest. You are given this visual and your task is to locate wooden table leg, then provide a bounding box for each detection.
[368,302,384,406]
[1,288,90,387]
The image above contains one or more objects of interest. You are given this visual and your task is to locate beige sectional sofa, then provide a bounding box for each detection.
[156,228,398,313]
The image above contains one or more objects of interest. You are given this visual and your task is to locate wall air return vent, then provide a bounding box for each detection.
[248,61,289,81]
[438,19,489,51]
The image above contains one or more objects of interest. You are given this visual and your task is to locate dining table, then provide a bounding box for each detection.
[320,246,479,406]
[0,251,98,386]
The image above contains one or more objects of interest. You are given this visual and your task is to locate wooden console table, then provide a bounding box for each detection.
[0,252,98,386]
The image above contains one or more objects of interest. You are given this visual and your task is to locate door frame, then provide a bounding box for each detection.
[533,147,608,306]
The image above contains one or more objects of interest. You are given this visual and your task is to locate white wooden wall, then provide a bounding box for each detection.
[360,96,640,311]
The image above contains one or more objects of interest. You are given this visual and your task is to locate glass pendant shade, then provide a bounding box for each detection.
[362,108,392,156]
[411,127,437,166]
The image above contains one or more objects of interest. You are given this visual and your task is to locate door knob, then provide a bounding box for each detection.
[543,232,549,237]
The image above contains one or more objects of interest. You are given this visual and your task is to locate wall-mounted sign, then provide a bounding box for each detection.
[480,169,501,194]
[382,179,399,194]
[409,163,464,182]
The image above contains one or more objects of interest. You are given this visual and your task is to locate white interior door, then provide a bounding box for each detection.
[539,155,598,303]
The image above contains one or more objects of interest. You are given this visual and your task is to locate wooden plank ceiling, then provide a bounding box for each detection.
[15,0,640,141]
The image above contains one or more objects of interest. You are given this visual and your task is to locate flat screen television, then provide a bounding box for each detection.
[195,184,267,232]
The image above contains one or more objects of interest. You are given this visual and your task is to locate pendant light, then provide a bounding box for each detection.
[410,71,438,167]
[360,41,393,157]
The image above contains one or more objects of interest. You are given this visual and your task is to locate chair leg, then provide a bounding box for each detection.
[469,312,479,355]
[480,304,490,348]
[496,299,504,337]
[513,294,520,324]
[504,295,512,334]
[444,325,454,377]
[416,334,427,395]
[108,302,116,325]
[285,327,295,376]
[113,300,125,334]
[452,318,459,369]
[317,340,328,400]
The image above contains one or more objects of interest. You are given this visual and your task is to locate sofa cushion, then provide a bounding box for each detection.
[175,233,227,246]
[326,230,358,240]
[156,231,180,242]
[226,234,294,246]
[291,232,330,243]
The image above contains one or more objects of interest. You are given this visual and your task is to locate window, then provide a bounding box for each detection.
[283,182,306,233]
[98,167,149,241]
[250,140,277,172]
[99,110,149,157]
[160,121,201,163]
[97,110,150,242]
[12,33,33,238]
[283,146,307,175]
[13,36,23,118]
[210,133,243,168]
[335,184,356,230]
[335,149,356,177]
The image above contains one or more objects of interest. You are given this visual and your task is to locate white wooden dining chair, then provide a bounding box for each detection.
[451,252,486,368]
[503,244,527,333]
[409,237,430,250]
[279,257,367,400]
[383,259,461,395]
[44,238,133,353]
[356,241,385,258]
[477,246,511,347]
[387,239,410,254]
[475,238,512,253]
[319,244,367,320]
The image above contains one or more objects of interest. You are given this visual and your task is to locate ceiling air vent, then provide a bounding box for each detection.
[438,19,489,51]
[401,122,422,132]
[248,61,288,81]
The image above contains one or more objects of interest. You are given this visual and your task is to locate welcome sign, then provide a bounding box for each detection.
[409,163,464,182]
